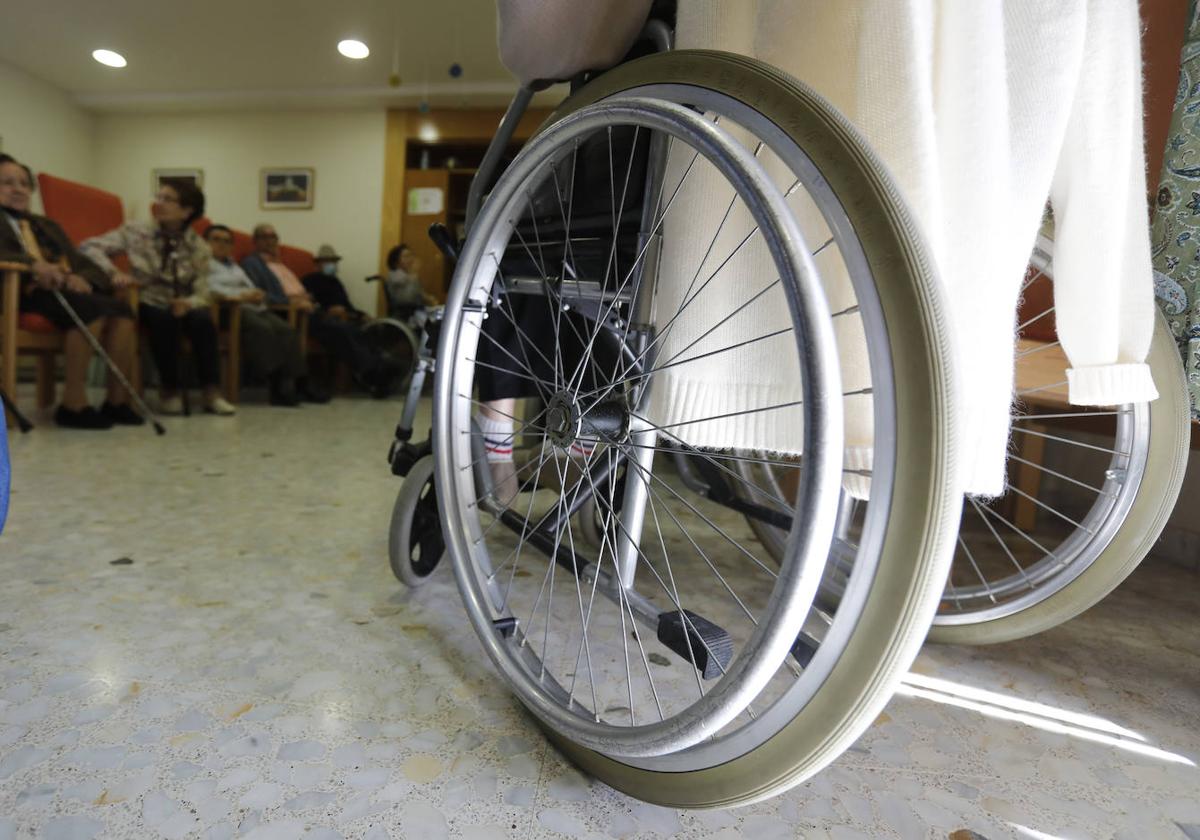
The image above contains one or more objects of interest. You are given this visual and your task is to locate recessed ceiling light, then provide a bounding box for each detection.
[337,39,369,60]
[92,49,127,68]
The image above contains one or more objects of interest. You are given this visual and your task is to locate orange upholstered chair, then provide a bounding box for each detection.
[37,174,125,244]
[279,245,315,280]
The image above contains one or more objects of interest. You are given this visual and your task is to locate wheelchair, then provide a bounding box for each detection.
[382,20,1190,809]
[357,277,427,397]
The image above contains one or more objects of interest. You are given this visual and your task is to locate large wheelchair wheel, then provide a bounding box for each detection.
[928,239,1190,644]
[433,51,959,807]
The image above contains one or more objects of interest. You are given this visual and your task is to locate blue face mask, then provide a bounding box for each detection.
[321,262,338,275]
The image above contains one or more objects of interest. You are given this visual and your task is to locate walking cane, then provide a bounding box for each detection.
[0,387,32,433]
[166,245,191,417]
[50,288,166,436]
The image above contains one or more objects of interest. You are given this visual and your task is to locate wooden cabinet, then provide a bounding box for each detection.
[379,106,554,312]
[401,168,451,303]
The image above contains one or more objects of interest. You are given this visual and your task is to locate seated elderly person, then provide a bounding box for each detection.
[203,225,327,406]
[383,243,432,318]
[240,226,398,397]
[80,179,234,416]
[300,244,366,322]
[0,154,140,429]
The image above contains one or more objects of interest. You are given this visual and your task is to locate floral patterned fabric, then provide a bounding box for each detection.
[1151,0,1200,420]
[78,221,211,311]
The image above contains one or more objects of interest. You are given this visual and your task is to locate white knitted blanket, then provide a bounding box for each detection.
[648,0,1157,496]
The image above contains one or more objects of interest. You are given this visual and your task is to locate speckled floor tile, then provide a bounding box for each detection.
[1,393,1196,839]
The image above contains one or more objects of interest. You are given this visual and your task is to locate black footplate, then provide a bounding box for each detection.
[656,609,733,680]
[389,439,432,477]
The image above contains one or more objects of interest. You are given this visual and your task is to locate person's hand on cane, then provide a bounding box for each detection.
[169,298,190,318]
[63,274,92,294]
[111,270,136,290]
[30,259,65,289]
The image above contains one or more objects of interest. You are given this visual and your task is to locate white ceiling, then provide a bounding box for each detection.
[0,0,553,112]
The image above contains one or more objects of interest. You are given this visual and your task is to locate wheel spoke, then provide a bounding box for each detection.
[1005,454,1110,497]
[1012,426,1129,456]
[968,496,1035,592]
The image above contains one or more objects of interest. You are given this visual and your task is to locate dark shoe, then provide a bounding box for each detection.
[55,405,113,430]
[269,384,301,407]
[297,378,330,404]
[100,401,145,426]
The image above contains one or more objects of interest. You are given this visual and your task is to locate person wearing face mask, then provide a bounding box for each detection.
[0,154,140,429]
[79,179,235,416]
[291,244,401,397]
[300,245,366,324]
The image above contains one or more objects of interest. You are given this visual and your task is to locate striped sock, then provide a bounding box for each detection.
[478,415,514,463]
[568,440,595,459]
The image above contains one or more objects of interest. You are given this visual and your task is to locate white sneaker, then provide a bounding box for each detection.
[160,395,184,415]
[204,396,236,416]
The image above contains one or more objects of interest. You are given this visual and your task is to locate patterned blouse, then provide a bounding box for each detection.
[79,221,211,310]
[1151,0,1200,421]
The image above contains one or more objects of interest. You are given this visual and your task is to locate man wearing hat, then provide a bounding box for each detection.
[299,243,399,397]
[301,244,366,324]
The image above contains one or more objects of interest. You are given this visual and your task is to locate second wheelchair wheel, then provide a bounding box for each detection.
[927,239,1191,644]
[388,455,445,588]
[433,51,959,807]
[731,234,1191,646]
[361,317,420,391]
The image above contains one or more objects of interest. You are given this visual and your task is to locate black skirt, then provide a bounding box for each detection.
[20,286,132,330]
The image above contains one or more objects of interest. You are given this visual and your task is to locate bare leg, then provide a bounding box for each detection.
[480,398,519,507]
[102,316,135,405]
[61,318,105,411]
[480,398,516,422]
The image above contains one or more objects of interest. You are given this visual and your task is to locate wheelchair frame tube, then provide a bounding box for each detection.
[465,86,535,235]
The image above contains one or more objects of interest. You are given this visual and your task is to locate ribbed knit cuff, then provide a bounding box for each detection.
[1067,363,1159,406]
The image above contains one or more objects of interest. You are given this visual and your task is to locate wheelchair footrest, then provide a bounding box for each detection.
[656,609,733,680]
[390,439,432,477]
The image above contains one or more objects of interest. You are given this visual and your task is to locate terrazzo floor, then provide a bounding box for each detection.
[1,394,1198,839]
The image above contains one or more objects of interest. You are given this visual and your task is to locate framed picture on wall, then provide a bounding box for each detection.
[260,167,315,210]
[152,168,204,195]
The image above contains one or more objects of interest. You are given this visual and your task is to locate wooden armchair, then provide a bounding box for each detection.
[1,263,144,427]
[1,261,60,426]
[268,301,308,353]
[213,298,243,403]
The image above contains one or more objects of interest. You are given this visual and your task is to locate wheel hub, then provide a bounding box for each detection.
[545,393,582,448]
[545,391,629,448]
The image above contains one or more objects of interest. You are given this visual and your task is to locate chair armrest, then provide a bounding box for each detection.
[115,284,140,312]
[1,265,21,322]
[267,301,311,329]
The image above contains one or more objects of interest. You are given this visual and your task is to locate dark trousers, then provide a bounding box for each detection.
[138,303,219,389]
[307,314,381,378]
[476,296,620,402]
[239,308,305,382]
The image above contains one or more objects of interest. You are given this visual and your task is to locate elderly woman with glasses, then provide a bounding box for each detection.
[80,179,235,416]
[0,153,140,429]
